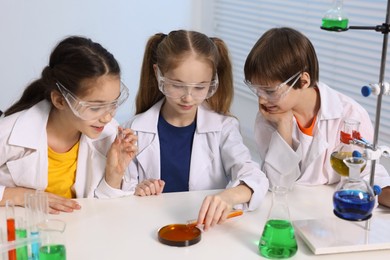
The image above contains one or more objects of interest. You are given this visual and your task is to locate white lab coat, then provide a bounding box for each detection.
[96,99,269,210]
[0,100,118,200]
[254,82,390,189]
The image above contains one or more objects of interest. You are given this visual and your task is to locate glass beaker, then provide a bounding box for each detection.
[330,119,364,177]
[321,0,349,31]
[333,157,376,221]
[259,186,297,259]
[37,219,67,260]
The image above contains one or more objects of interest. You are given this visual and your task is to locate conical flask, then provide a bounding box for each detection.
[259,186,297,258]
[321,0,349,31]
[333,156,376,221]
[330,119,364,177]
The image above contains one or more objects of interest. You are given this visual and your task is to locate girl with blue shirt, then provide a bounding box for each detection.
[97,30,269,230]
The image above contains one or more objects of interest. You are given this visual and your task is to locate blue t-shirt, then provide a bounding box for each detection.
[158,114,196,193]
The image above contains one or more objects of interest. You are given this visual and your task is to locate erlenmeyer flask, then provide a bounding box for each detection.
[321,0,349,31]
[333,156,376,221]
[259,186,297,258]
[330,119,364,177]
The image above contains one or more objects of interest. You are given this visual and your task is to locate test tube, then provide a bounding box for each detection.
[0,227,7,260]
[25,191,48,260]
[6,200,17,260]
[16,217,28,260]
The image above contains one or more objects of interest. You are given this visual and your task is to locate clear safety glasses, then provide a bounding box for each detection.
[244,71,301,102]
[157,67,219,100]
[56,81,129,121]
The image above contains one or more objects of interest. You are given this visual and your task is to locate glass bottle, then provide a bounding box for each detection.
[330,119,364,177]
[333,156,376,221]
[259,186,297,259]
[321,0,349,31]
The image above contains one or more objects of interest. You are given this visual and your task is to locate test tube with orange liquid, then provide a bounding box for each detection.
[6,200,17,260]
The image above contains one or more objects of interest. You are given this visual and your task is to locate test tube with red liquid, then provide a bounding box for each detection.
[6,199,17,260]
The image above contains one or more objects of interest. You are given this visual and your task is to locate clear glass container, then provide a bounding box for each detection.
[330,119,364,177]
[333,157,375,221]
[259,186,297,258]
[321,0,349,31]
[37,219,67,260]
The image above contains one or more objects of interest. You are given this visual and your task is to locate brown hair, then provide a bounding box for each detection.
[135,30,233,115]
[4,36,120,116]
[244,27,318,88]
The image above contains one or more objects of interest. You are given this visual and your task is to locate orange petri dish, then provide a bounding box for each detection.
[158,224,201,247]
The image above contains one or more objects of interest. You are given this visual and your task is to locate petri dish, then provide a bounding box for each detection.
[158,224,201,247]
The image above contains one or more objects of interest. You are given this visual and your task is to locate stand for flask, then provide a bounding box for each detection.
[294,0,390,255]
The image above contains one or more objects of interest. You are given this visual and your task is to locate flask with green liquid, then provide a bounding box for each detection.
[321,0,349,31]
[259,186,297,259]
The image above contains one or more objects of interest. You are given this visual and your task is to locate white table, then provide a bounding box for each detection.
[1,185,390,259]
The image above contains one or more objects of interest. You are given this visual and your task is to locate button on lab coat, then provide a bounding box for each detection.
[96,99,269,211]
[0,100,118,200]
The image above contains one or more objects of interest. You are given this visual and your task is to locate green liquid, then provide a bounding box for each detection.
[259,220,297,259]
[39,245,66,260]
[322,18,349,31]
[16,229,28,260]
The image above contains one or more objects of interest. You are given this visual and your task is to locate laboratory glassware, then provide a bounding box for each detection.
[259,186,297,258]
[321,0,349,31]
[330,119,364,177]
[158,210,243,247]
[38,219,67,260]
[6,200,17,260]
[333,156,377,221]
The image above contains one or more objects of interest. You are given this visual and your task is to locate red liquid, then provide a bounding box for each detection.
[7,218,17,260]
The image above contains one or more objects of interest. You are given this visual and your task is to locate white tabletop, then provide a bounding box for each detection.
[1,184,390,260]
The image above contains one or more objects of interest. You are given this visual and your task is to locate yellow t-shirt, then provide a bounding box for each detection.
[46,142,79,198]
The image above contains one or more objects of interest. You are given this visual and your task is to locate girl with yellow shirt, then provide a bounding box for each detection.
[0,36,138,213]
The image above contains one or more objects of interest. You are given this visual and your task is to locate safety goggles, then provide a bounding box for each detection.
[56,81,129,121]
[157,67,219,100]
[244,71,301,102]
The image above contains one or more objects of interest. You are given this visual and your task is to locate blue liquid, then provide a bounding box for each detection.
[333,190,375,221]
[30,231,40,260]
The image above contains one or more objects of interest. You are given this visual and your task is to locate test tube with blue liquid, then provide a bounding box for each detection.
[25,191,49,260]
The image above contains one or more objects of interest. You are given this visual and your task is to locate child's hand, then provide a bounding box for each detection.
[1,188,81,214]
[259,104,293,126]
[134,179,165,196]
[46,192,81,214]
[260,104,293,147]
[105,127,138,188]
[196,193,233,231]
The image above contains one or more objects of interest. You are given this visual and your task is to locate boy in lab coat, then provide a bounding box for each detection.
[244,27,390,207]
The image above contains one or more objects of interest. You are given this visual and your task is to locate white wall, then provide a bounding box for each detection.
[0,0,202,123]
